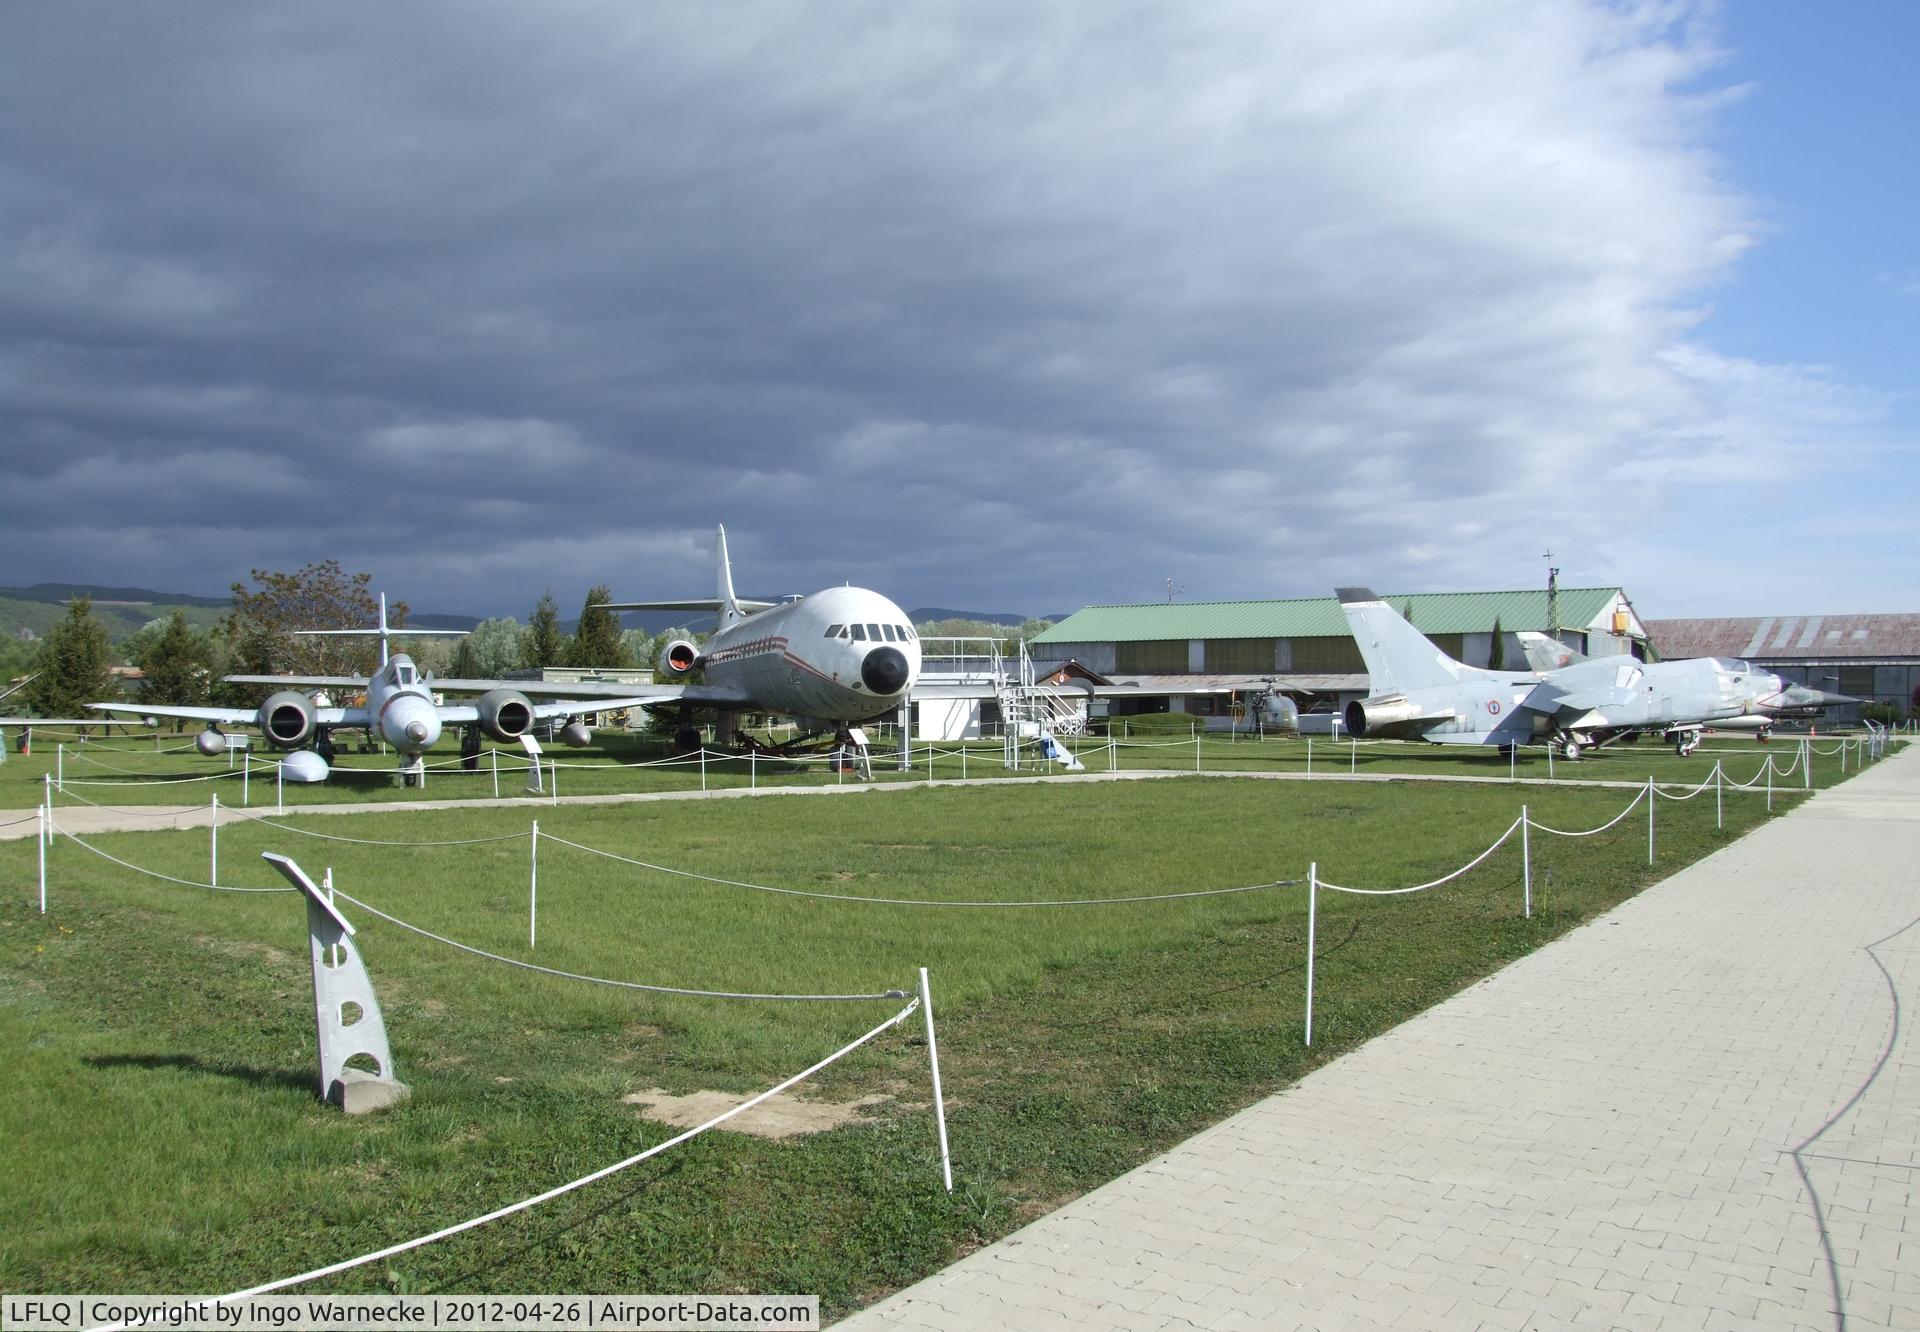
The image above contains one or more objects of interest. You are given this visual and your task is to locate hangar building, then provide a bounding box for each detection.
[1029,587,1646,728]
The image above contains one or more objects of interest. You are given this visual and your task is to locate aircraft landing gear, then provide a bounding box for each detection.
[317,734,337,765]
[460,725,482,771]
[1562,738,1584,761]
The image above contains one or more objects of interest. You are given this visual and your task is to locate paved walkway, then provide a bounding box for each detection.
[839,746,1920,1331]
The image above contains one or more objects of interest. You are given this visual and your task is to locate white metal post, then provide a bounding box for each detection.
[1194,731,1201,772]
[56,744,63,792]
[1766,759,1773,812]
[43,774,52,847]
[1802,738,1810,790]
[1715,761,1723,831]
[918,967,954,1193]
[210,792,219,887]
[1350,738,1356,774]
[1307,735,1312,778]
[1509,745,1515,781]
[1548,743,1554,780]
[1521,806,1531,918]
[277,760,284,813]
[37,803,47,913]
[242,753,250,806]
[492,748,500,799]
[1304,864,1318,1047]
[701,748,707,793]
[1647,776,1654,866]
[530,820,539,949]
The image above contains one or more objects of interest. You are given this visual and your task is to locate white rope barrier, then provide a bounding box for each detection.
[1653,765,1720,802]
[219,809,533,848]
[1528,783,1650,837]
[539,832,1300,908]
[83,998,924,1331]
[1316,817,1522,896]
[332,889,906,1002]
[50,817,293,894]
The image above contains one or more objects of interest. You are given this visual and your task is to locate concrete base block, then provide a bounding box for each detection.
[330,1068,412,1115]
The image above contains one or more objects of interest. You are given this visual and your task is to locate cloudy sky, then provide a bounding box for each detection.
[2,2,1913,621]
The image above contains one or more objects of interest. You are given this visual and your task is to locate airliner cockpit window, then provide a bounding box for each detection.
[851,625,867,641]
[866,623,883,640]
[825,624,844,639]
[880,624,898,642]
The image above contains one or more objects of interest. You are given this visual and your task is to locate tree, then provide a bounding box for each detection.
[523,591,565,670]
[569,585,632,669]
[469,617,527,676]
[138,612,215,716]
[26,597,114,716]
[228,561,401,677]
[1487,616,1505,671]
[449,636,480,680]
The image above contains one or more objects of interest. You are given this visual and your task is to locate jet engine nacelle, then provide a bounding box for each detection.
[258,690,318,749]
[195,728,228,756]
[657,638,700,680]
[1343,696,1432,740]
[473,688,536,742]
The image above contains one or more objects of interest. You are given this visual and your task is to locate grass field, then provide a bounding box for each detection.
[0,754,1856,1315]
[2,722,1858,813]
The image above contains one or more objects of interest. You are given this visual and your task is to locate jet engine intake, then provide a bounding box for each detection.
[258,690,318,749]
[1343,696,1434,740]
[473,688,536,742]
[657,639,700,680]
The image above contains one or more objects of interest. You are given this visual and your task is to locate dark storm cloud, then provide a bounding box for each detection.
[0,3,1888,618]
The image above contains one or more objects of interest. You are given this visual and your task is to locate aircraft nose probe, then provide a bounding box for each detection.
[406,720,430,744]
[861,646,911,695]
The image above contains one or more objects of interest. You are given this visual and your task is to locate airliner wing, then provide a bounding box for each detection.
[88,702,365,727]
[600,598,779,615]
[435,695,663,724]
[428,679,763,710]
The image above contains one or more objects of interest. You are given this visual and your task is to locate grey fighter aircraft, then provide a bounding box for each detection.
[1513,631,1854,739]
[1336,588,1842,759]
[90,596,653,784]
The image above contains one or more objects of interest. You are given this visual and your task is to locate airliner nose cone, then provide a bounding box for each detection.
[861,646,910,695]
[406,720,429,743]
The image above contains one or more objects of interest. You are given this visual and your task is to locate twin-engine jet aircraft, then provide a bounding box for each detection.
[433,526,923,740]
[89,597,652,784]
[1336,588,1846,759]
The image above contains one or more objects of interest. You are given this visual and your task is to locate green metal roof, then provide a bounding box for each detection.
[1033,588,1627,644]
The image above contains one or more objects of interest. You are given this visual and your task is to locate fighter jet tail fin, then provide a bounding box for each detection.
[1336,588,1468,694]
[1515,630,1586,672]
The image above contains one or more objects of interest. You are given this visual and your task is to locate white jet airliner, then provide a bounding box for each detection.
[435,526,923,740]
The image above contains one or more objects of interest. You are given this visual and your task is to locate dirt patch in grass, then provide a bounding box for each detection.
[621,1087,902,1139]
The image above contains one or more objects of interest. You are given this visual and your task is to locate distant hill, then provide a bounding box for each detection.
[909,607,1041,627]
[0,582,229,609]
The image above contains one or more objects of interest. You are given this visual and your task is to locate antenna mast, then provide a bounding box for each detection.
[1543,551,1560,642]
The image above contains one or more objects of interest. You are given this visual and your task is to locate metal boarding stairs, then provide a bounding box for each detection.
[998,639,1088,769]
